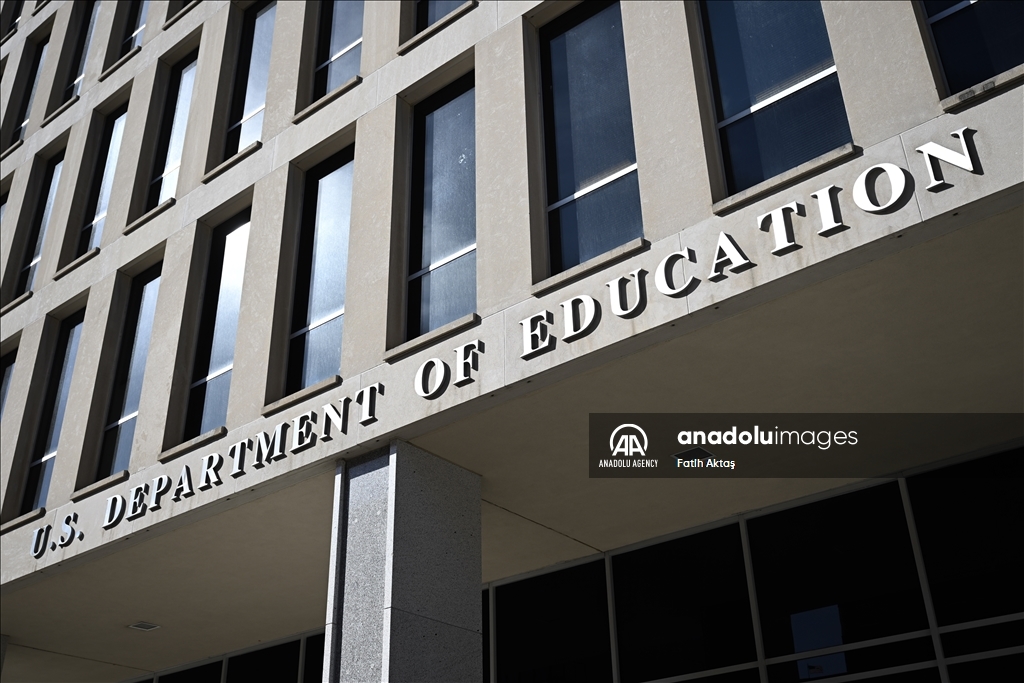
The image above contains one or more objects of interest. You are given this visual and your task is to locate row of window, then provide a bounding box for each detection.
[1,1,1022,515]
[117,449,1022,683]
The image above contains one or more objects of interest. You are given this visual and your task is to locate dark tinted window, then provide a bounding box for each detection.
[302,633,325,683]
[79,105,128,255]
[613,524,756,681]
[8,35,47,146]
[62,1,100,102]
[541,1,641,274]
[1,349,16,419]
[159,661,222,683]
[407,73,476,338]
[495,560,612,683]
[225,1,276,156]
[906,449,1023,625]
[415,0,464,33]
[747,482,927,656]
[314,0,363,98]
[226,639,300,683]
[148,52,197,210]
[700,1,851,194]
[925,1,1024,95]
[16,153,63,296]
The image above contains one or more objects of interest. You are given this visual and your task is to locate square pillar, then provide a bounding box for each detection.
[325,440,482,683]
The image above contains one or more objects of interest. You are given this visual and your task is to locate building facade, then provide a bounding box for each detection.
[1,1,1022,681]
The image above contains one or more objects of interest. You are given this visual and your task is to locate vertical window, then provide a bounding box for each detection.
[225,1,277,157]
[63,0,101,103]
[184,213,250,439]
[96,264,161,480]
[1,0,25,39]
[414,0,464,33]
[16,152,64,296]
[120,0,150,58]
[9,35,48,146]
[313,0,363,100]
[148,52,198,210]
[407,73,476,339]
[287,150,353,394]
[540,1,642,275]
[1,349,16,419]
[79,105,128,255]
[700,1,852,195]
[21,311,85,513]
[923,1,1024,96]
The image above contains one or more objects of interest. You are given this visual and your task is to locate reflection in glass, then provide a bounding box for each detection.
[148,53,198,210]
[97,264,162,479]
[225,1,277,156]
[1,350,16,420]
[414,0,464,33]
[10,37,47,145]
[541,1,641,274]
[287,150,354,393]
[408,74,476,339]
[63,1,100,102]
[184,214,250,439]
[314,1,363,99]
[17,154,64,295]
[22,311,86,513]
[79,106,128,254]
[700,0,851,194]
[120,0,150,58]
[926,0,1023,95]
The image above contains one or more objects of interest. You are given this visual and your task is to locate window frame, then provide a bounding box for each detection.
[223,0,278,159]
[14,151,65,297]
[311,0,364,102]
[145,49,199,212]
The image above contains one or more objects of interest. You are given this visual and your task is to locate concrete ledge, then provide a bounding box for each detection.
[712,143,858,216]
[941,64,1024,112]
[162,0,201,31]
[71,470,129,502]
[159,426,228,463]
[0,507,45,535]
[293,76,362,124]
[1,139,24,162]
[124,198,175,235]
[398,1,478,55]
[53,247,100,281]
[31,1,50,17]
[41,96,79,128]
[263,375,342,417]
[1,26,16,47]
[0,291,33,317]
[384,313,481,363]
[531,238,649,297]
[202,141,262,184]
[99,46,141,82]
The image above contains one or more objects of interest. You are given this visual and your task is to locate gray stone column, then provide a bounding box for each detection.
[324,441,482,683]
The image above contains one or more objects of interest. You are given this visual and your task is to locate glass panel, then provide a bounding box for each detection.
[701,0,835,121]
[18,156,63,295]
[766,637,935,682]
[154,166,179,207]
[747,482,928,657]
[226,640,300,683]
[240,2,276,122]
[290,315,343,390]
[163,58,197,181]
[495,560,612,683]
[924,1,961,18]
[549,170,641,272]
[930,1,1024,94]
[408,250,475,338]
[941,619,1024,657]
[23,457,56,512]
[81,108,127,253]
[317,44,361,95]
[123,0,150,54]
[0,351,16,419]
[99,416,136,476]
[159,661,222,683]
[40,316,84,459]
[720,73,851,193]
[542,2,636,200]
[613,524,756,682]
[482,589,490,683]
[235,108,264,152]
[412,81,476,270]
[65,1,100,100]
[905,448,1024,625]
[13,39,47,143]
[302,634,325,683]
[185,369,232,437]
[416,0,464,32]
[328,0,363,57]
[947,653,1024,682]
[206,221,249,375]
